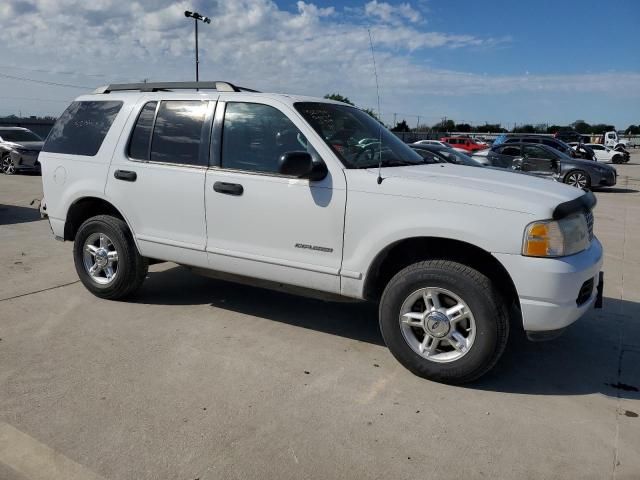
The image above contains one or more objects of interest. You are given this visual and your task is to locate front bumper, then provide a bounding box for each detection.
[494,238,603,333]
[597,169,617,186]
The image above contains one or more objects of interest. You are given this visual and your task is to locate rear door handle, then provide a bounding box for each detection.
[114,170,137,182]
[213,182,243,196]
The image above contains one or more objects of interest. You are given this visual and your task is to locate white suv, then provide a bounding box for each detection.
[40,82,603,384]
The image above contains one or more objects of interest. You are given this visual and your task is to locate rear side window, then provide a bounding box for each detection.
[43,101,122,156]
[128,101,157,160]
[149,101,208,166]
[500,146,521,156]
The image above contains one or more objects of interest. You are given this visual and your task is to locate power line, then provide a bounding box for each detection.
[0,64,107,78]
[0,96,71,103]
[0,72,91,90]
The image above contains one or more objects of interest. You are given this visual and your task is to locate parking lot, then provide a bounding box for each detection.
[1,157,639,480]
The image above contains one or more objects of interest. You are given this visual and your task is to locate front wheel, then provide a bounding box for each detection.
[379,260,510,384]
[564,170,590,189]
[73,215,148,300]
[612,155,622,164]
[1,154,16,175]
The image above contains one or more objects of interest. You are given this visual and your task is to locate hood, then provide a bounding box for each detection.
[349,163,584,219]
[566,156,615,171]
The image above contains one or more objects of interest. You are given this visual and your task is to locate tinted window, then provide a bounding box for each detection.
[504,138,518,144]
[524,145,556,160]
[412,149,443,164]
[500,146,521,156]
[222,103,311,173]
[0,129,42,142]
[149,101,208,166]
[522,138,540,144]
[128,101,157,160]
[43,101,122,156]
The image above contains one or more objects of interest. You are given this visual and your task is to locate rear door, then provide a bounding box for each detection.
[491,144,521,168]
[106,96,215,266]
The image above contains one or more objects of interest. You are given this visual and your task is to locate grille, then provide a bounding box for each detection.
[576,277,595,306]
[585,210,594,241]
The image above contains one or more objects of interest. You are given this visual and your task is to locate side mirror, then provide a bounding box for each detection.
[278,151,328,181]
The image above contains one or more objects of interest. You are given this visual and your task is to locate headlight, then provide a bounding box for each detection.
[522,214,590,257]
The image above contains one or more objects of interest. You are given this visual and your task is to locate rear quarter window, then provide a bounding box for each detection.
[43,101,123,156]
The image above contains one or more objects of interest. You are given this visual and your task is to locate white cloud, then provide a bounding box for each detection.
[0,0,637,124]
[364,1,422,24]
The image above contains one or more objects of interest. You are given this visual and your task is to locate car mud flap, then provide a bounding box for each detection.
[595,271,604,309]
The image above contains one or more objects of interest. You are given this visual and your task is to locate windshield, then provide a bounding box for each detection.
[295,102,424,168]
[432,147,483,167]
[0,129,42,142]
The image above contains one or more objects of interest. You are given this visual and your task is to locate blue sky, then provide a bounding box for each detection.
[0,0,638,129]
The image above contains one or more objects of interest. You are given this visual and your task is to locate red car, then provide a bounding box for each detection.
[440,136,486,152]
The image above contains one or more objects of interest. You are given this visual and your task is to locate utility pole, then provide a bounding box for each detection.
[416,116,420,131]
[393,112,397,126]
[184,11,211,82]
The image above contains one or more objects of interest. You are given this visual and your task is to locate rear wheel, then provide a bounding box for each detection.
[564,170,590,189]
[1,154,16,175]
[73,215,147,299]
[379,260,510,384]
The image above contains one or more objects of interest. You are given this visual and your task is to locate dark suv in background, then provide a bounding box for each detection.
[487,143,616,189]
[0,127,44,175]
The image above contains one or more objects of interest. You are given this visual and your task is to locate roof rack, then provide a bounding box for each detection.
[93,81,260,94]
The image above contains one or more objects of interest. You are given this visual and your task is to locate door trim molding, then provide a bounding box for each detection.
[206,246,340,275]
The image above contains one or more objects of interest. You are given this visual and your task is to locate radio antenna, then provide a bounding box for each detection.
[367,27,384,185]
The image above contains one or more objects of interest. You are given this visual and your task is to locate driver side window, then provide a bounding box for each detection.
[221,102,308,173]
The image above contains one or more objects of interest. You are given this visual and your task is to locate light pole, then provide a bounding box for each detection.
[184,10,211,82]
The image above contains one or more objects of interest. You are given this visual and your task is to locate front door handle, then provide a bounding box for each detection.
[213,182,243,196]
[114,170,137,182]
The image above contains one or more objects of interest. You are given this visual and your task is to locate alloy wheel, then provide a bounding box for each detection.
[1,155,16,175]
[565,171,587,188]
[399,287,476,363]
[82,232,119,285]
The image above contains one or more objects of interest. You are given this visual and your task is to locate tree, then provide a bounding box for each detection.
[512,124,536,134]
[323,93,354,105]
[391,120,410,132]
[591,124,615,134]
[573,121,591,134]
[547,125,565,134]
[361,107,380,121]
[626,125,640,135]
[454,123,472,132]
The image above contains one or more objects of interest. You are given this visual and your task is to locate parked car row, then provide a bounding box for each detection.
[412,133,619,189]
[0,127,44,175]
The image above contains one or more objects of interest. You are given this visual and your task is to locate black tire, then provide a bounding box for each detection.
[563,169,591,189]
[73,215,148,300]
[379,260,510,384]
[612,155,622,164]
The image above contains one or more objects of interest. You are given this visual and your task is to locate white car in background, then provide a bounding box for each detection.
[580,144,626,164]
[413,140,450,148]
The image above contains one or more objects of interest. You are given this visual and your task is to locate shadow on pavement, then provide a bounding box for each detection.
[596,187,638,194]
[0,204,42,225]
[135,265,640,400]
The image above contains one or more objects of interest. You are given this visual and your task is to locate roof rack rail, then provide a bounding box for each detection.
[93,81,260,94]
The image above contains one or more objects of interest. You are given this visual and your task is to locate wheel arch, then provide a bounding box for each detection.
[362,236,520,310]
[64,196,128,241]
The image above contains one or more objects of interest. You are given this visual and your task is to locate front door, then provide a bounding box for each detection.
[204,98,347,293]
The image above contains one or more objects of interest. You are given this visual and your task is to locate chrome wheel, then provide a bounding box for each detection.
[565,171,588,188]
[82,232,119,285]
[1,155,15,175]
[399,287,476,363]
